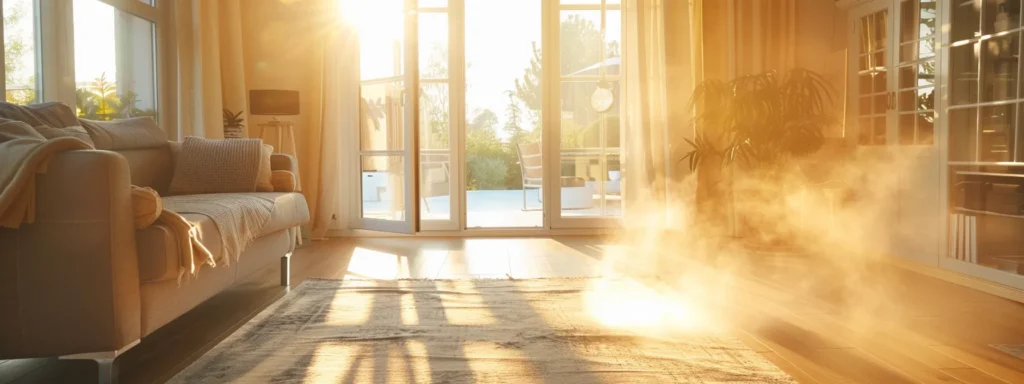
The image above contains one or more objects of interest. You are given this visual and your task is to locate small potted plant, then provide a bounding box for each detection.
[223,109,245,138]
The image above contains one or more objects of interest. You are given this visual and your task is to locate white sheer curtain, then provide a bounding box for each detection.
[306,0,358,239]
[622,0,699,223]
[173,0,249,139]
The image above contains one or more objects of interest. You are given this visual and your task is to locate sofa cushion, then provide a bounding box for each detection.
[80,117,166,150]
[257,192,310,236]
[135,192,308,282]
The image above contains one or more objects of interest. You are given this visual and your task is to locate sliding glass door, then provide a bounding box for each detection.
[350,0,624,233]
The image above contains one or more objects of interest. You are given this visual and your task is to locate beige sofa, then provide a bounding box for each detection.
[0,140,309,380]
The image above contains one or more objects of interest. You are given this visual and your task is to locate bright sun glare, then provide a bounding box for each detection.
[585,279,708,333]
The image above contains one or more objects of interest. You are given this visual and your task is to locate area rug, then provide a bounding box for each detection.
[170,278,794,383]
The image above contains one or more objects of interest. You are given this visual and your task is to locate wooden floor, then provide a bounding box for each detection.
[3,237,1024,383]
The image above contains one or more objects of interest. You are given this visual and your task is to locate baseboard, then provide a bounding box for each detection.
[889,258,1024,304]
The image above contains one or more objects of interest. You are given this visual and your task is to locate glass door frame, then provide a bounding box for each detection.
[354,0,421,234]
[419,0,463,232]
[849,0,898,148]
[546,0,624,230]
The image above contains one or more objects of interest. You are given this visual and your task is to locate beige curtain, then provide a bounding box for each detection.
[701,0,797,79]
[622,0,700,222]
[304,0,356,238]
[174,0,249,139]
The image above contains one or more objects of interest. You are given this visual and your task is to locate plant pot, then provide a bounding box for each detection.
[224,126,244,139]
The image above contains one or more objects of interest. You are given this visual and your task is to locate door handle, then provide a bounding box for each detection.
[888,92,895,110]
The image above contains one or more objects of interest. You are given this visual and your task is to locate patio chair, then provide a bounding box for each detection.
[421,160,449,213]
[515,141,543,211]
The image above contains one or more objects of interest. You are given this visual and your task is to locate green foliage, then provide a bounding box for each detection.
[4,2,35,104]
[75,73,155,121]
[681,68,835,173]
[468,157,508,190]
[223,109,245,128]
[421,42,450,149]
[465,116,507,190]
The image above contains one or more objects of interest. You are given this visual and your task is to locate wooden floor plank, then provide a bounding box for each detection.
[940,368,1010,384]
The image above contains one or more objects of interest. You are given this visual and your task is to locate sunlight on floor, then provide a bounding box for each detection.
[305,343,359,383]
[436,280,497,325]
[585,279,708,333]
[346,247,403,279]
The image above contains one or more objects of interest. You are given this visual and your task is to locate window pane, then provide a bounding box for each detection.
[918,86,935,111]
[980,103,1016,162]
[917,111,935,145]
[980,31,1019,102]
[560,11,607,76]
[4,0,39,104]
[357,0,405,152]
[899,113,916,145]
[919,0,937,38]
[420,83,450,221]
[560,0,621,4]
[858,118,873,145]
[951,0,980,43]
[360,81,405,151]
[356,0,404,81]
[560,80,621,218]
[73,0,157,120]
[949,107,979,162]
[465,0,543,228]
[418,0,446,7]
[900,0,917,44]
[361,156,406,221]
[982,0,1020,34]
[950,42,980,105]
[873,116,887,145]
[419,12,448,79]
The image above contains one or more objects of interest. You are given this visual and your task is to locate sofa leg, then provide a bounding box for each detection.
[96,358,115,384]
[281,252,292,286]
[59,339,138,384]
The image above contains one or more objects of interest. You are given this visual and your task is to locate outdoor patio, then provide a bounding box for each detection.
[364,189,622,228]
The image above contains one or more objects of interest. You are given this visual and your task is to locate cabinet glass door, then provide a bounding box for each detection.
[946,0,1024,287]
[853,4,893,146]
[893,0,942,265]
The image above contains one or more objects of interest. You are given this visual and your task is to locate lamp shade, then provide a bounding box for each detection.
[249,90,300,116]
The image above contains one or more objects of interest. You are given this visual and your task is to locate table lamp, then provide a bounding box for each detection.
[249,89,300,159]
[249,89,300,124]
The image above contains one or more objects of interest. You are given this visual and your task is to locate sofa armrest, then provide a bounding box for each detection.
[271,153,299,174]
[271,153,301,191]
[0,150,141,359]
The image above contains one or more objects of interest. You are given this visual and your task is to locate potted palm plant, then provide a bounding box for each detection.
[681,68,836,249]
[223,109,245,139]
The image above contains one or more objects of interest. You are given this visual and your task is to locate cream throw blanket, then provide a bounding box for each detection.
[0,119,93,228]
[162,193,275,267]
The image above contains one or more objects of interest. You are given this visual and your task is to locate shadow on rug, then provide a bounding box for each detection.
[170,278,794,383]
